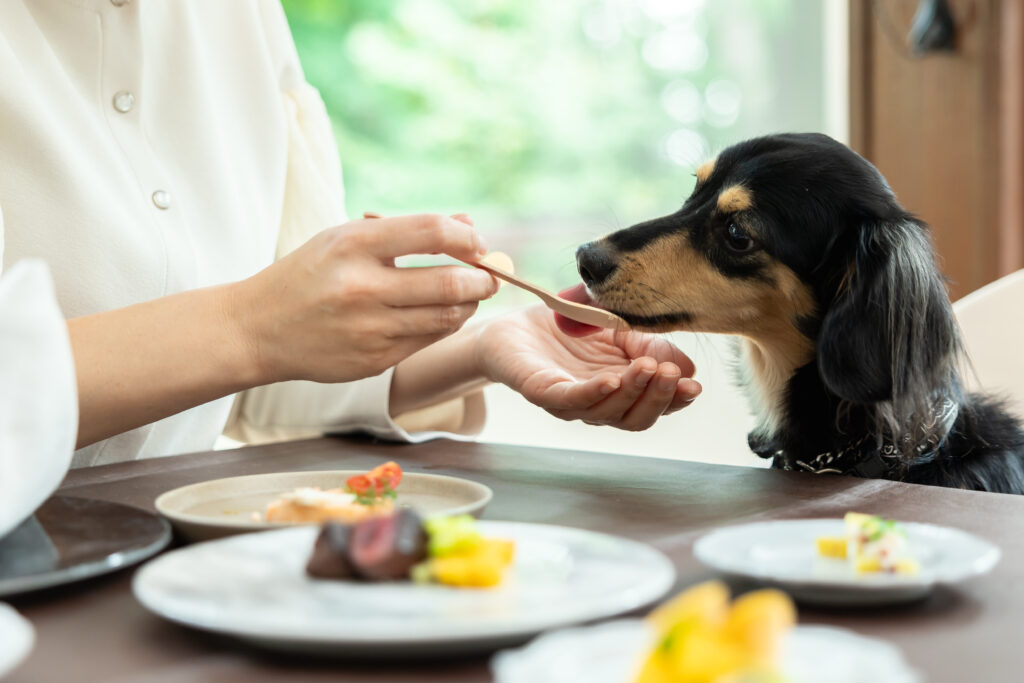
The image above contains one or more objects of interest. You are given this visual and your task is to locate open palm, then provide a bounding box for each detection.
[477,305,701,430]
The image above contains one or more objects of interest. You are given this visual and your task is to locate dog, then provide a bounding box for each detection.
[575,133,1024,494]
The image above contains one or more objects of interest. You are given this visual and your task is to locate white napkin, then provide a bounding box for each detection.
[0,260,77,539]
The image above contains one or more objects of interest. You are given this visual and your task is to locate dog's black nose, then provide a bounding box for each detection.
[576,242,618,287]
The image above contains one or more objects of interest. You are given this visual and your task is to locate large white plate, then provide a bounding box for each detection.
[491,618,920,683]
[155,470,493,542]
[0,603,34,678]
[132,522,676,656]
[694,519,1000,606]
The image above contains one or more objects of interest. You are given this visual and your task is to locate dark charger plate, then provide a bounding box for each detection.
[0,495,171,598]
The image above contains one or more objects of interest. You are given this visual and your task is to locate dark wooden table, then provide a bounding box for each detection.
[8,436,1024,682]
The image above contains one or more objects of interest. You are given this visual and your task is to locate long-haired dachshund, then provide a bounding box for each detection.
[575,133,1024,494]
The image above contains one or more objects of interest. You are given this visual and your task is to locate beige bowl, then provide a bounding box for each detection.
[155,470,493,543]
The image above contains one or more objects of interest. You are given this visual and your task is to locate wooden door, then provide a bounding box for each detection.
[849,0,1024,299]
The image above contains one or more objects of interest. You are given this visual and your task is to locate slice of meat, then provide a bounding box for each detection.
[305,522,357,579]
[347,508,429,581]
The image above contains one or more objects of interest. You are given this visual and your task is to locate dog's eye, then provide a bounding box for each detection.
[725,222,755,253]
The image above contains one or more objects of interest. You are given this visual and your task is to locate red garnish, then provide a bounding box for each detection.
[368,462,403,488]
[346,474,373,495]
[346,462,403,505]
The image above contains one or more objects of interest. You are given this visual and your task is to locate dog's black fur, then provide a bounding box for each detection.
[576,133,1024,494]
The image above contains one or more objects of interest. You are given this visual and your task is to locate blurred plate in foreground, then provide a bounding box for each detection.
[492,618,920,683]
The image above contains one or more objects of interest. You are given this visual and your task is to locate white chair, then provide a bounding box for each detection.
[953,269,1024,419]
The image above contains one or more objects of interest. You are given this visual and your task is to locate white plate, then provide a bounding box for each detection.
[694,519,1000,606]
[491,618,920,683]
[0,603,34,678]
[132,522,675,656]
[155,470,493,542]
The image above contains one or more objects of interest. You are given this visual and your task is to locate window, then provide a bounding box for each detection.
[284,0,847,463]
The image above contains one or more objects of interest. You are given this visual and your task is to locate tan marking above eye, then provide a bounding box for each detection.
[718,185,753,213]
[695,158,716,184]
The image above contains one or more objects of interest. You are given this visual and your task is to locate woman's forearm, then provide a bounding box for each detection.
[68,283,260,449]
[388,323,491,417]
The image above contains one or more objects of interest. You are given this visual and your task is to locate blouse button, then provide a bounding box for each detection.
[112,91,134,114]
[151,190,172,210]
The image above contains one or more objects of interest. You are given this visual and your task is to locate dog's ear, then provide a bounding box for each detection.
[817,219,959,409]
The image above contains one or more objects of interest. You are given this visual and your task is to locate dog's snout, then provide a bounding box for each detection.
[576,242,618,287]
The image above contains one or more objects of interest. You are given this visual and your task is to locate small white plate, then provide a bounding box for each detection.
[156,470,493,542]
[132,522,675,656]
[0,603,34,678]
[694,519,1000,606]
[491,618,920,683]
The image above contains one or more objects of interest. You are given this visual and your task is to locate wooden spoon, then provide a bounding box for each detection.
[361,212,630,331]
[471,254,630,331]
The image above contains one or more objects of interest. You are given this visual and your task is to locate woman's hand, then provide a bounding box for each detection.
[235,213,499,385]
[476,305,701,431]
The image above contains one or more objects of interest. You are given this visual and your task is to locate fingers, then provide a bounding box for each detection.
[387,303,480,338]
[622,333,696,378]
[577,357,660,423]
[613,362,685,430]
[359,214,486,261]
[571,361,700,430]
[665,378,702,415]
[523,369,621,412]
[380,265,498,307]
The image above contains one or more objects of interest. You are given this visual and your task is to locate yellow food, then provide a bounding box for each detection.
[816,512,918,575]
[815,536,847,559]
[636,581,795,683]
[413,533,517,588]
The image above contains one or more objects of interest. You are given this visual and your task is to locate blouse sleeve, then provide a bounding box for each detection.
[222,3,486,445]
[0,257,78,538]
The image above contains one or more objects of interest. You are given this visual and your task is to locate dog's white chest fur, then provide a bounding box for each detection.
[736,339,794,441]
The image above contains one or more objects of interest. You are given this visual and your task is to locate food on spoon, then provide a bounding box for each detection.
[815,512,919,574]
[305,511,515,588]
[636,580,796,683]
[263,462,402,524]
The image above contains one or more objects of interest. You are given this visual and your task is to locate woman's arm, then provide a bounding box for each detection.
[68,213,496,449]
[68,283,258,449]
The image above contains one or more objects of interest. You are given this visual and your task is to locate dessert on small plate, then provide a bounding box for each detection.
[132,521,675,656]
[492,581,920,683]
[155,462,492,542]
[694,516,1000,606]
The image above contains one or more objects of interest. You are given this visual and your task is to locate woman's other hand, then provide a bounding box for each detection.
[237,213,499,384]
[476,305,701,431]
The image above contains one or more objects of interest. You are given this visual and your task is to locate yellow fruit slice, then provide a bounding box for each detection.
[815,536,848,559]
[723,590,797,664]
[895,558,920,575]
[854,555,882,573]
[479,538,516,566]
[430,554,503,587]
[647,580,730,633]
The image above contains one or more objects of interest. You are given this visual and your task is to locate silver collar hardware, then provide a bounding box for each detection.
[778,398,960,477]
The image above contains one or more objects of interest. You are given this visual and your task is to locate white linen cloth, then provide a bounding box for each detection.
[0,261,77,539]
[0,0,483,467]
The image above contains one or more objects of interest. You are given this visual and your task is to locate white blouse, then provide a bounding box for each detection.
[0,0,482,467]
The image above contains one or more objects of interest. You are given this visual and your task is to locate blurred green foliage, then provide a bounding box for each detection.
[281,0,825,298]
